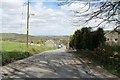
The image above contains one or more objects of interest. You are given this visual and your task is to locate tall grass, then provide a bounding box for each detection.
[1,41,56,65]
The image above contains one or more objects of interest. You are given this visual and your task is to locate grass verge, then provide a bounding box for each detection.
[1,41,56,65]
[73,48,120,78]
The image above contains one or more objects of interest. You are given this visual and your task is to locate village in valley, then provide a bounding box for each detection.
[1,30,120,49]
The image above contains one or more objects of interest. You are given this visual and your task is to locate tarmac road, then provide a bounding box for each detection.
[2,48,118,79]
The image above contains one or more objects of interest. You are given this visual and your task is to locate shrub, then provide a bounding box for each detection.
[2,51,32,65]
[69,27,105,50]
[93,45,120,76]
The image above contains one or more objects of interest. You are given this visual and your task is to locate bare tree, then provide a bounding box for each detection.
[59,1,120,33]
[86,1,120,33]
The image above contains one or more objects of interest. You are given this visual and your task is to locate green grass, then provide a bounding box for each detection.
[1,41,56,65]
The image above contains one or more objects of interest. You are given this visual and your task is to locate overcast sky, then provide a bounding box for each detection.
[1,0,115,36]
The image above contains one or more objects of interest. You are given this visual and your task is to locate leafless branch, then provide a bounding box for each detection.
[85,1,120,30]
[73,2,91,14]
[58,1,120,32]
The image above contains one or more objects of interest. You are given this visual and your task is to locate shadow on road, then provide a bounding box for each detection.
[3,49,116,78]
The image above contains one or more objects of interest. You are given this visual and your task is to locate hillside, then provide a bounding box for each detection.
[0,33,40,41]
[0,33,69,43]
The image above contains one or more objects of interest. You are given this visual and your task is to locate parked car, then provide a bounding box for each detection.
[58,44,62,48]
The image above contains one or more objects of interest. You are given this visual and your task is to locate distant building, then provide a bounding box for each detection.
[105,31,120,46]
[45,40,56,47]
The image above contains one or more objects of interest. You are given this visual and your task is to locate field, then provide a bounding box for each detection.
[1,41,56,65]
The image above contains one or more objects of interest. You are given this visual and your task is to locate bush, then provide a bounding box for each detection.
[2,51,32,65]
[69,27,105,50]
[93,45,120,76]
[77,45,120,76]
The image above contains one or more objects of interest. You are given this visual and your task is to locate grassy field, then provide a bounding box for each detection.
[1,41,56,65]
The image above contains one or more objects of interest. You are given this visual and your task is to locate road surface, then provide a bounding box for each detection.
[2,48,118,78]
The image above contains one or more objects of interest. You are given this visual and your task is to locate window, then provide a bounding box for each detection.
[115,39,118,41]
[106,38,109,41]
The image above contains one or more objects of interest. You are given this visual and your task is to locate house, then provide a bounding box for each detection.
[44,40,56,47]
[105,31,120,46]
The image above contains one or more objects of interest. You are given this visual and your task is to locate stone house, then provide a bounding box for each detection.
[105,31,120,46]
[44,40,56,47]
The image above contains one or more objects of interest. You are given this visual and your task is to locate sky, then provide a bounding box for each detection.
[1,0,116,36]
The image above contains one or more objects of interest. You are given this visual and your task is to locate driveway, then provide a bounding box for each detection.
[2,48,118,78]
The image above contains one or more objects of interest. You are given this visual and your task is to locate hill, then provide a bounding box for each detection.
[0,33,69,43]
[0,33,40,41]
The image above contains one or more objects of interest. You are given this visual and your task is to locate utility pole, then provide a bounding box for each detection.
[26,0,30,49]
